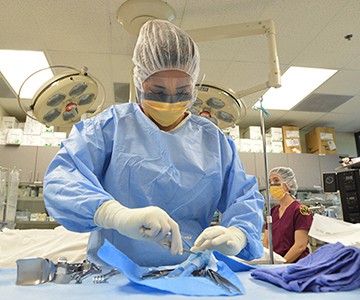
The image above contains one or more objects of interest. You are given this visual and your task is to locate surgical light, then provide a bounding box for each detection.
[17,66,105,127]
[117,0,175,35]
[261,66,338,110]
[190,84,246,129]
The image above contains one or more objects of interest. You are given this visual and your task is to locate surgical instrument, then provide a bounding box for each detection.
[161,231,196,254]
[93,268,120,284]
[141,268,175,279]
[16,257,56,285]
[192,268,241,294]
[73,261,102,284]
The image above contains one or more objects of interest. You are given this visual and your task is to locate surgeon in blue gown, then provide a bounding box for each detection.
[44,20,264,267]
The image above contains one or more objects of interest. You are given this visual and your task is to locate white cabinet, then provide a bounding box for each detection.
[319,154,340,173]
[287,154,321,189]
[255,153,288,188]
[238,153,256,176]
[0,145,37,182]
[35,147,60,182]
[237,152,340,190]
[0,145,59,183]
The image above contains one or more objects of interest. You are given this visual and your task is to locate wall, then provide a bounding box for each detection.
[335,132,357,157]
[0,105,7,120]
[57,125,73,137]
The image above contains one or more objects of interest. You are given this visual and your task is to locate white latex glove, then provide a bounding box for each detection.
[190,226,247,256]
[94,200,183,255]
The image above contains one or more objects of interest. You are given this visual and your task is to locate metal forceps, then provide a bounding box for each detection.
[139,226,195,254]
[162,232,195,255]
[93,268,119,284]
[141,268,175,279]
[192,268,241,294]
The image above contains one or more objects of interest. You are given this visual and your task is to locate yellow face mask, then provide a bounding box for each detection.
[269,184,286,200]
[142,100,192,127]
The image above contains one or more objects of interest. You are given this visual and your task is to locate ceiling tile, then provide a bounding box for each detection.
[292,0,360,68]
[346,55,360,69]
[198,60,232,86]
[110,13,138,56]
[314,69,360,95]
[220,61,269,92]
[0,1,43,50]
[293,93,353,112]
[259,0,348,64]
[301,112,356,131]
[332,94,360,114]
[267,110,327,129]
[111,54,133,83]
[32,0,112,53]
[336,120,360,133]
[181,0,270,30]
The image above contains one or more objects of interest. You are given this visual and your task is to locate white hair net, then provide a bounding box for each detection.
[132,19,200,92]
[270,167,298,195]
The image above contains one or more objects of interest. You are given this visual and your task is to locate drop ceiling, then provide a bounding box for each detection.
[0,0,359,132]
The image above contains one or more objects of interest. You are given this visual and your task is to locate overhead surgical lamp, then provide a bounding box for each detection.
[116,0,175,35]
[191,84,246,130]
[17,66,105,127]
[186,20,281,97]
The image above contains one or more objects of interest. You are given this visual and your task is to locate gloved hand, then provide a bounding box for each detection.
[94,200,183,254]
[190,226,247,256]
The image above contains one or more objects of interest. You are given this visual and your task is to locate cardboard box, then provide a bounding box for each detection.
[22,134,42,146]
[42,125,54,133]
[52,131,67,147]
[25,110,37,123]
[282,126,301,154]
[306,127,337,154]
[268,141,284,153]
[243,126,262,140]
[251,139,263,153]
[6,128,23,145]
[0,128,8,144]
[1,116,18,129]
[223,125,240,140]
[238,138,252,152]
[40,132,54,147]
[24,122,43,135]
[266,127,283,142]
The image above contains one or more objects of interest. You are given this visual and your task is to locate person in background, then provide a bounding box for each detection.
[263,167,313,263]
[43,19,264,267]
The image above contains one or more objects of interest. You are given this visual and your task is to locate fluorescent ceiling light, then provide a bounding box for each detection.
[262,66,337,110]
[0,50,53,99]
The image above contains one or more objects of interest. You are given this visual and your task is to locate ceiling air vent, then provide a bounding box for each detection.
[292,93,352,113]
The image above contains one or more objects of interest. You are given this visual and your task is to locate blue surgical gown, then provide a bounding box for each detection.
[44,103,264,267]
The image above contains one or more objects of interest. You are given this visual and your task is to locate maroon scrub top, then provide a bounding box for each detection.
[266,200,313,261]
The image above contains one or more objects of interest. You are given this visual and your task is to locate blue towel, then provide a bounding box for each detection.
[97,240,254,296]
[251,242,360,292]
